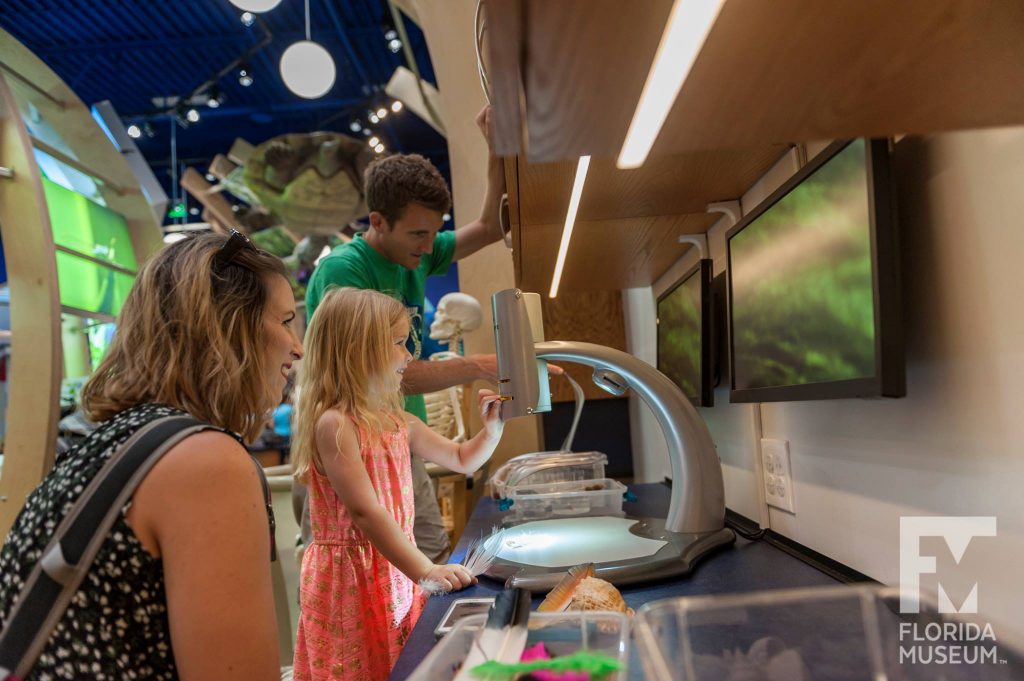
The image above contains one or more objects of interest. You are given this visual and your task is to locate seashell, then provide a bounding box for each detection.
[567,577,633,615]
[537,563,594,613]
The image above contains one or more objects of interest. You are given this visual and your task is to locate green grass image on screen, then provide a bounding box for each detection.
[731,140,875,391]
[42,177,137,317]
[658,270,702,401]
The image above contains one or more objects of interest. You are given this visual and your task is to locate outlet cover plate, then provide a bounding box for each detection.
[761,438,795,514]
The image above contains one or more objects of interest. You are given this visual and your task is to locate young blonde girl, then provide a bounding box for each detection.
[292,287,504,681]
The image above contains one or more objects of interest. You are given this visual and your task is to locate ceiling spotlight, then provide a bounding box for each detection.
[126,124,142,139]
[388,38,403,53]
[207,86,224,108]
[240,11,255,26]
[384,29,399,41]
[205,172,216,182]
[231,204,241,212]
[186,108,200,123]
[238,65,254,87]
[362,128,371,136]
[280,41,337,99]
[443,213,452,222]
[188,206,200,216]
[368,112,379,124]
[368,136,380,147]
[391,100,403,113]
[349,120,362,132]
[228,0,282,12]
[376,107,388,119]
[374,143,385,154]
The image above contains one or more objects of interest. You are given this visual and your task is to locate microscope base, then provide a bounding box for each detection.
[482,516,736,590]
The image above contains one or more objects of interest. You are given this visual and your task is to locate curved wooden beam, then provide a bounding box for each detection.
[0,29,163,532]
[0,70,61,532]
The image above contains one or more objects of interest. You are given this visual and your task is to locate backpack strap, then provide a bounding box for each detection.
[0,415,212,680]
[250,453,278,563]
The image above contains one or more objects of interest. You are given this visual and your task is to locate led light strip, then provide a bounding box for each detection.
[549,155,591,298]
[617,0,726,169]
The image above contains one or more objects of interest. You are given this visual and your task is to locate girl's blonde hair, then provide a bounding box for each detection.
[81,233,289,441]
[293,287,408,482]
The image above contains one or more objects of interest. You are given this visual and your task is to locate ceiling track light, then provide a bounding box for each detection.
[206,85,225,109]
[384,28,402,53]
[126,124,142,139]
[391,100,403,113]
[238,64,254,87]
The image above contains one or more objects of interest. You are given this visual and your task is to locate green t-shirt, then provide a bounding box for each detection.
[305,231,458,423]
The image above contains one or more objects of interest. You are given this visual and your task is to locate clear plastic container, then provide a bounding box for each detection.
[406,610,631,681]
[506,478,627,521]
[634,584,1022,681]
[489,450,607,500]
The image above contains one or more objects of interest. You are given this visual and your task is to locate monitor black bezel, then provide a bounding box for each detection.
[657,258,714,408]
[725,138,904,403]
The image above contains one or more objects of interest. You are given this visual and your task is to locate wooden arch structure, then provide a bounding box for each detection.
[0,28,162,532]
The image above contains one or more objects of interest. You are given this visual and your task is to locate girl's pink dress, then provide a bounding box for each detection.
[293,422,425,680]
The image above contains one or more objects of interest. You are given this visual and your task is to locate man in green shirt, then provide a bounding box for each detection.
[305,109,504,561]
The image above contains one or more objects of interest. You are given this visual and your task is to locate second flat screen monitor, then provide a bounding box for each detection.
[657,259,713,407]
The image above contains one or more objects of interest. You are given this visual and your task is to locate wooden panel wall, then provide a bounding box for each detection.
[540,291,627,403]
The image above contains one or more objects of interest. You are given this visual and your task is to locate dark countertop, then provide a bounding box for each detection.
[390,482,839,680]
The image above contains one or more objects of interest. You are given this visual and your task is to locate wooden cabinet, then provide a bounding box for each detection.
[487,0,1024,162]
[492,0,1024,402]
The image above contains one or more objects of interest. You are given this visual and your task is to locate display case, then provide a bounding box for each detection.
[635,584,1020,681]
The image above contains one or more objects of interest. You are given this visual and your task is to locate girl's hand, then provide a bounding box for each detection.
[423,563,476,593]
[479,389,504,437]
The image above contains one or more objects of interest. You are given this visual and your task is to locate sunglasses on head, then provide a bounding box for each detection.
[214,229,263,267]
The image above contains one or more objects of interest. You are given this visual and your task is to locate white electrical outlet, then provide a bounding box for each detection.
[761,438,796,514]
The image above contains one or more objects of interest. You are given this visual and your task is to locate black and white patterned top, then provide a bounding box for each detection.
[0,404,224,680]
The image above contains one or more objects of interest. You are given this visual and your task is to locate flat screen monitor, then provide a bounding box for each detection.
[657,259,714,407]
[726,138,904,402]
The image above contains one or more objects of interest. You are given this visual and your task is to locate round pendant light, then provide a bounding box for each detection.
[228,0,282,12]
[280,41,336,99]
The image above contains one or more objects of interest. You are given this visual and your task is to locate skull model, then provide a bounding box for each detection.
[430,292,483,345]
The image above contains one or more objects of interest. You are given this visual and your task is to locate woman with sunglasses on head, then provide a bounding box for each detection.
[0,232,302,680]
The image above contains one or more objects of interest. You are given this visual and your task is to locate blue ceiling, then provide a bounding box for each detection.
[0,0,449,219]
